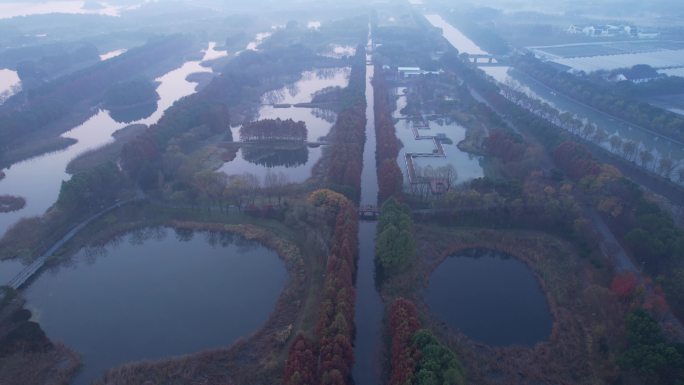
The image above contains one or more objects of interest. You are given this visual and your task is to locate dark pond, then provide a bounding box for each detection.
[24,227,287,385]
[426,249,552,346]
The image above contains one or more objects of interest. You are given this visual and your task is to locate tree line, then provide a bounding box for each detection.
[240,118,307,142]
[283,190,359,385]
[376,199,415,277]
[515,54,684,144]
[323,44,367,201]
[388,298,466,385]
[373,65,404,203]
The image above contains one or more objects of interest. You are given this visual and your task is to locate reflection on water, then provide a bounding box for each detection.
[99,49,127,61]
[242,145,309,168]
[0,68,21,104]
[220,68,350,182]
[25,227,287,385]
[424,14,487,55]
[0,42,227,236]
[427,249,552,346]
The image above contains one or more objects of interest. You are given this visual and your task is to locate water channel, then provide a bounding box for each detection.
[424,13,684,173]
[24,227,287,385]
[427,249,552,346]
[0,42,228,238]
[352,29,384,385]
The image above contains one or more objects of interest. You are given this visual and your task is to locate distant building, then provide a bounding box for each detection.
[397,66,441,78]
[567,24,639,38]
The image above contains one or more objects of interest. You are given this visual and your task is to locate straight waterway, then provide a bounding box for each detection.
[352,28,384,385]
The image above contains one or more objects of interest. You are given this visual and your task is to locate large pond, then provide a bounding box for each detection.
[25,227,287,385]
[0,42,228,236]
[220,67,350,183]
[426,249,552,346]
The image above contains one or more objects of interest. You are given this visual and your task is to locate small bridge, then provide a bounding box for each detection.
[464,54,507,67]
[359,205,379,220]
[3,194,144,291]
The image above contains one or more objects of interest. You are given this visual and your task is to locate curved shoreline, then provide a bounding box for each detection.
[0,195,26,213]
[52,217,307,385]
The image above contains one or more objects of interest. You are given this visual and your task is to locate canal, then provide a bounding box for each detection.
[352,27,385,385]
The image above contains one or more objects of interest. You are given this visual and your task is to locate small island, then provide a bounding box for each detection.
[240,118,307,143]
[103,80,160,123]
[0,195,26,213]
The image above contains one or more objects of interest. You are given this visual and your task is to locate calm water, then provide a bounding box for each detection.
[424,14,487,55]
[99,49,127,61]
[0,68,21,104]
[0,42,228,236]
[352,36,384,385]
[427,249,552,346]
[220,68,350,183]
[25,227,287,385]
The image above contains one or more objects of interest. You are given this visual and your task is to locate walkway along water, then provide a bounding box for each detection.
[352,26,385,385]
[5,193,145,291]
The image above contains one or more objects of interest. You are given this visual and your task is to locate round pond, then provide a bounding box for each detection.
[426,249,552,346]
[25,227,287,385]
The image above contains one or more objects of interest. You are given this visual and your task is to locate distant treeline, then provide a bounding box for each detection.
[0,41,100,84]
[0,35,197,163]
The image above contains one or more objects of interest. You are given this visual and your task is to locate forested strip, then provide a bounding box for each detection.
[373,66,404,203]
[387,298,466,385]
[283,190,359,385]
[323,45,367,201]
[376,199,415,276]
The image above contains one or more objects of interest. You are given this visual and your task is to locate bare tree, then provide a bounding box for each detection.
[658,157,676,179]
[638,149,654,169]
[621,140,638,162]
[609,136,623,153]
